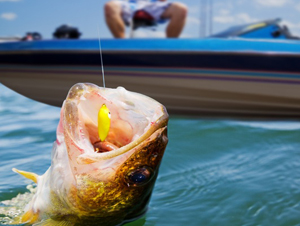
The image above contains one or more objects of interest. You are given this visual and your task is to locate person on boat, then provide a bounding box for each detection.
[104,0,188,38]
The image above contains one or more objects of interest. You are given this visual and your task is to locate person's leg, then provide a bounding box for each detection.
[161,2,188,38]
[104,1,126,38]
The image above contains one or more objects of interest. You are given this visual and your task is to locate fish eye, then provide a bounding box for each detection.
[126,166,154,187]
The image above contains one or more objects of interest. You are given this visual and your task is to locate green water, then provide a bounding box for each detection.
[1,83,300,226]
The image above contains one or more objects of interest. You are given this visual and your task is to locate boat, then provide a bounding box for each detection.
[211,18,299,40]
[0,36,21,43]
[1,19,300,118]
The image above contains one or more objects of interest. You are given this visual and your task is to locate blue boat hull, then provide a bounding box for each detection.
[1,39,300,118]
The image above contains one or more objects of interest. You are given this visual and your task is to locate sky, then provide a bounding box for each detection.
[1,0,300,39]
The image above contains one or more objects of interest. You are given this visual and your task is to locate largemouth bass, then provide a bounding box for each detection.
[12,83,169,226]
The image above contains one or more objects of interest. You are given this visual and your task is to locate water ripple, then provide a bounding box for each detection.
[1,84,300,226]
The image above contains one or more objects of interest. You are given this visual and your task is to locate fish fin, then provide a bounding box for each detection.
[12,209,40,224]
[12,168,38,183]
[33,218,75,226]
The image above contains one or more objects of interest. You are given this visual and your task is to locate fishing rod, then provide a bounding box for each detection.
[200,0,213,37]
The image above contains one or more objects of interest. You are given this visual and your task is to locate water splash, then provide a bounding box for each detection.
[0,185,36,225]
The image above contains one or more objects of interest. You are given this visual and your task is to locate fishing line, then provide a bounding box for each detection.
[97,26,106,88]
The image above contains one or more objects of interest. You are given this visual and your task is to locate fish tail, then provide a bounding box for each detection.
[12,168,38,183]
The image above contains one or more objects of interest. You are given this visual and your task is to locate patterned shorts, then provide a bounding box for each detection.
[114,0,172,24]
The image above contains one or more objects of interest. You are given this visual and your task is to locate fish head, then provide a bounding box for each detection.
[55,83,168,223]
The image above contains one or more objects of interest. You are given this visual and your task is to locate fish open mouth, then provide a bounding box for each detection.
[62,83,168,164]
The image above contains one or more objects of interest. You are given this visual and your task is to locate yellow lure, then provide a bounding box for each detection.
[98,104,111,142]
